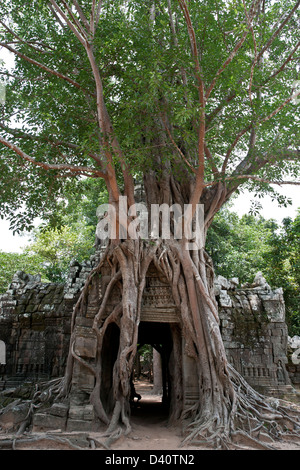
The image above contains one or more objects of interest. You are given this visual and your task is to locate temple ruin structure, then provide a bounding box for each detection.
[0,246,299,432]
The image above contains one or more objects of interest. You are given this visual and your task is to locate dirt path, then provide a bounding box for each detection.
[109,390,198,451]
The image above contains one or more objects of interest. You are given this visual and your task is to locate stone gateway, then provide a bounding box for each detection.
[0,247,299,432]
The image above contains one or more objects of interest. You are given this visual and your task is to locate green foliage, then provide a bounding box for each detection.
[0,220,96,291]
[207,207,276,282]
[207,207,300,335]
[0,0,299,231]
[0,250,46,293]
[138,344,153,363]
[262,210,300,335]
[24,223,95,282]
[0,177,107,287]
[20,178,108,282]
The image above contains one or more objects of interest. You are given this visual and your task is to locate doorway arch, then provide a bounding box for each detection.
[100,323,120,414]
[131,321,183,423]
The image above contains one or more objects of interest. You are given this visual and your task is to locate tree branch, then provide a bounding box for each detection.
[48,0,87,45]
[71,0,91,33]
[178,0,205,194]
[205,0,261,101]
[0,42,94,95]
[255,0,300,64]
[0,122,105,168]
[227,148,300,192]
[0,20,50,54]
[95,0,103,26]
[242,0,258,106]
[59,0,88,37]
[204,143,220,177]
[161,114,197,174]
[48,2,67,29]
[205,27,250,101]
[206,89,238,127]
[0,136,105,177]
[206,35,299,127]
[222,124,252,174]
[221,87,299,174]
[46,3,132,205]
[258,40,300,88]
[206,174,300,187]
[259,90,300,123]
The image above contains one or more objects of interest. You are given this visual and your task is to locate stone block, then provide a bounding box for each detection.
[72,362,95,391]
[66,419,94,432]
[0,400,30,431]
[218,290,232,308]
[69,405,94,421]
[49,403,69,418]
[74,335,97,358]
[263,300,285,322]
[32,412,66,431]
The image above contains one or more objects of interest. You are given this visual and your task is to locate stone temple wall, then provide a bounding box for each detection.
[0,272,70,390]
[0,251,298,402]
[215,273,295,398]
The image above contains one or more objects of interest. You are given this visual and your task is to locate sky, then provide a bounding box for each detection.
[231,185,299,219]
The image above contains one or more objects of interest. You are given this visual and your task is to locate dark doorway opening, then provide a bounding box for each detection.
[130,321,181,424]
[100,322,120,414]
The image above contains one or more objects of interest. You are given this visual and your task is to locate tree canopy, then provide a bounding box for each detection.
[0,0,299,234]
[1,1,300,448]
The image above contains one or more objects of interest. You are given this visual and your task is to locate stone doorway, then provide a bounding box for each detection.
[131,321,183,424]
[100,322,120,414]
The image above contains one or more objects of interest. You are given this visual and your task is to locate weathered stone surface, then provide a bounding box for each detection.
[68,405,94,421]
[0,400,30,431]
[48,403,69,418]
[218,290,232,308]
[74,334,97,359]
[32,412,67,431]
[66,419,94,432]
[0,255,299,420]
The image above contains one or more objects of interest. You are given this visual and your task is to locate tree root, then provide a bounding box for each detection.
[182,364,300,450]
[0,433,90,450]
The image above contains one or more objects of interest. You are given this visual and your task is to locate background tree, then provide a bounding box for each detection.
[23,177,108,281]
[206,207,300,335]
[0,250,46,292]
[262,210,300,335]
[0,0,300,448]
[206,208,275,281]
[0,177,108,288]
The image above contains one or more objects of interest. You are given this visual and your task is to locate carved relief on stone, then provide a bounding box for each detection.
[142,267,176,309]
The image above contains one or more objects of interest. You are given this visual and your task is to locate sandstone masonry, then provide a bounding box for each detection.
[0,252,299,410]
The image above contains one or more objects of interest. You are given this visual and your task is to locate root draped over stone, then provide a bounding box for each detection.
[3,238,300,450]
